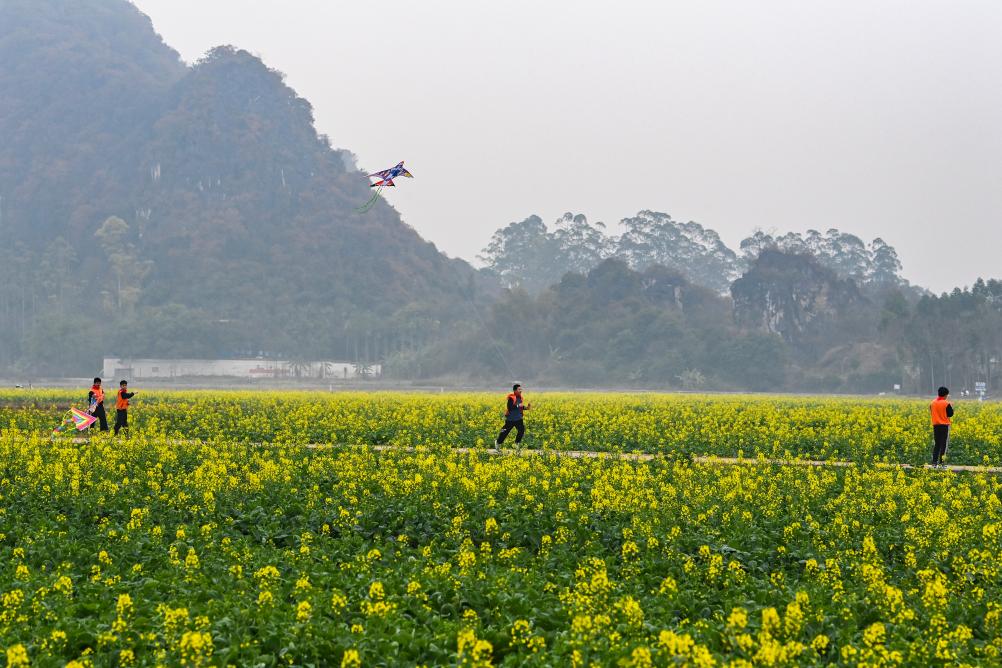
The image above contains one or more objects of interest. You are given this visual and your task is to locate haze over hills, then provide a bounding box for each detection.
[0,0,481,372]
[2,0,1000,395]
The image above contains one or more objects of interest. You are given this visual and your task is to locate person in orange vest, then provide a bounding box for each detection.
[114,380,137,436]
[87,377,109,432]
[930,386,954,468]
[493,383,531,451]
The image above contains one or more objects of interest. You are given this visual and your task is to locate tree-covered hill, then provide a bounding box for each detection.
[0,0,185,247]
[415,258,789,390]
[0,0,483,372]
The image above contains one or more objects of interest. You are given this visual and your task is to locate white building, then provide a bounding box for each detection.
[102,358,381,380]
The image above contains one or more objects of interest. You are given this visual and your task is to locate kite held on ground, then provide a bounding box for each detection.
[358,161,413,212]
[51,407,97,439]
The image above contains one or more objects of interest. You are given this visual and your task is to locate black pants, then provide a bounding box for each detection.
[91,404,109,432]
[496,419,525,445]
[114,409,129,435]
[932,424,950,464]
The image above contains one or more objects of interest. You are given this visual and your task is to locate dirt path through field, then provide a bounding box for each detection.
[356,444,1002,474]
[60,437,1000,474]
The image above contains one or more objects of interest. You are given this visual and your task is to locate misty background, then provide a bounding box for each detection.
[2,0,1001,394]
[133,0,1002,292]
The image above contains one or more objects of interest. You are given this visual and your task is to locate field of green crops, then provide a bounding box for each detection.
[1,389,1001,666]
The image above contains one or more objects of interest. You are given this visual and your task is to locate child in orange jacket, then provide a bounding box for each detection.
[114,380,137,436]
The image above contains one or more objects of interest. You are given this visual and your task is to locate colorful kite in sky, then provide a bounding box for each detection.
[51,407,97,439]
[358,161,413,212]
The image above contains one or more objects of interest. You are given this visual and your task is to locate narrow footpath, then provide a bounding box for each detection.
[356,444,1002,474]
[62,437,1001,474]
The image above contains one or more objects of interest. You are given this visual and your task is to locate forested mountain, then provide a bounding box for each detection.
[415,258,787,389]
[0,0,482,373]
[421,247,983,394]
[470,214,997,393]
[0,0,185,246]
[732,250,867,347]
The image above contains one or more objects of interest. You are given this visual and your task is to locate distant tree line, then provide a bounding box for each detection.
[480,211,907,295]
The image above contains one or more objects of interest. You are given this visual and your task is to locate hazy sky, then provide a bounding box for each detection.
[131,0,1001,292]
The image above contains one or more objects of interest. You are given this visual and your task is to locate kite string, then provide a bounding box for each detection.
[357,185,384,213]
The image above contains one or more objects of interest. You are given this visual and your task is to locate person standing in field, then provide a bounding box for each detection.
[930,386,954,468]
[114,380,137,436]
[494,383,531,451]
[87,377,109,432]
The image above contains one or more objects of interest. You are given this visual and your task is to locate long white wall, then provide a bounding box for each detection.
[102,358,381,380]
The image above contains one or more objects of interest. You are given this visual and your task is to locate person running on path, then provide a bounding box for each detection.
[494,383,531,450]
[930,386,954,468]
[114,380,137,436]
[87,377,109,432]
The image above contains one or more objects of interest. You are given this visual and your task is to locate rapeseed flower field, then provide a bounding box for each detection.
[3,390,1002,464]
[1,390,1001,665]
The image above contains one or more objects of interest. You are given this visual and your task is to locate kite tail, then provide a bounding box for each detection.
[50,411,74,439]
[356,185,384,213]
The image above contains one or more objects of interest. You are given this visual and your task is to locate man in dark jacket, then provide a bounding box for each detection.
[494,383,531,451]
[87,377,109,432]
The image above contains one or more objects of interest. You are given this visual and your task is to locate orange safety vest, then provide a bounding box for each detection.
[116,389,130,410]
[930,397,951,426]
[90,386,105,404]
